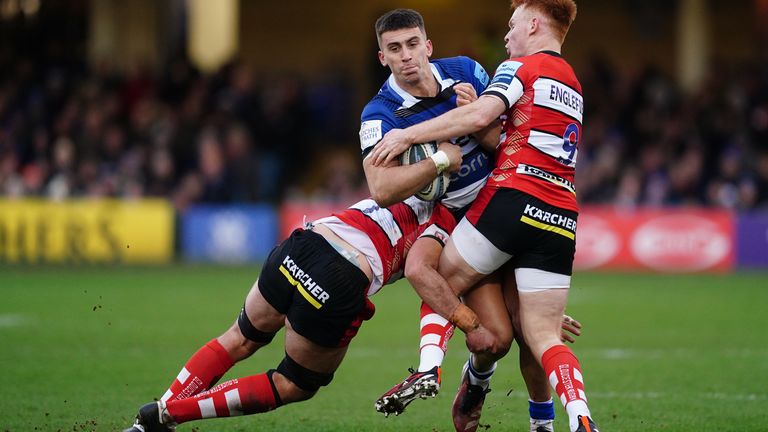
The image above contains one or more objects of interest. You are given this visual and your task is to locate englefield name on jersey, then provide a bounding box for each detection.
[523,204,577,232]
[549,84,582,114]
[533,78,583,122]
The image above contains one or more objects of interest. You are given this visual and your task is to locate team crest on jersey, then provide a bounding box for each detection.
[359,120,383,151]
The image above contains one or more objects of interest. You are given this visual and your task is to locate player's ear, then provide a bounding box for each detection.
[425,39,433,57]
[378,50,387,67]
[529,16,538,34]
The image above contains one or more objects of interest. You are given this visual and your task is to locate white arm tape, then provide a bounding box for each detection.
[430,150,451,175]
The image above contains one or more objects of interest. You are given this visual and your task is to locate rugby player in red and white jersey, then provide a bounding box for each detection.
[371,1,599,432]
[122,167,499,430]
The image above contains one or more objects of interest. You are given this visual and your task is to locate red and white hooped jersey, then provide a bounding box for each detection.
[314,196,456,296]
[482,51,583,212]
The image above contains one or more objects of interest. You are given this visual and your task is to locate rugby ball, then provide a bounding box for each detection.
[399,141,450,201]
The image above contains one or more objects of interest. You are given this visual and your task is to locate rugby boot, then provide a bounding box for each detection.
[123,401,176,432]
[574,415,599,432]
[531,418,555,432]
[375,366,441,416]
[451,364,490,432]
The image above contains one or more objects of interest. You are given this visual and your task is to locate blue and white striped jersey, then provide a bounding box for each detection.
[360,56,495,212]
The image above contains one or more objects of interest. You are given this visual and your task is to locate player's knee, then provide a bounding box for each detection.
[488,324,513,358]
[274,353,334,402]
[221,307,278,360]
[237,306,277,344]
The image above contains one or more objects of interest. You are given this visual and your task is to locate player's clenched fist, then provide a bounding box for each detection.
[465,325,500,354]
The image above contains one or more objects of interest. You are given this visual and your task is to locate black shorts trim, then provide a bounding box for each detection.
[473,188,578,275]
[258,229,374,347]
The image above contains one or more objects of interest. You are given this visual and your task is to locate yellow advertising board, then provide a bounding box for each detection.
[0,199,173,264]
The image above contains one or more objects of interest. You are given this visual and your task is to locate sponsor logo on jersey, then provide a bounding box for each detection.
[520,203,577,240]
[279,255,329,309]
[492,60,523,85]
[359,120,383,151]
[449,147,491,186]
[516,163,576,194]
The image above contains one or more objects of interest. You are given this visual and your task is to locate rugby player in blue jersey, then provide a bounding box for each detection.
[359,9,581,432]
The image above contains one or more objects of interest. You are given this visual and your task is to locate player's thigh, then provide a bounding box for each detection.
[517,288,569,359]
[243,280,286,332]
[463,271,513,348]
[439,221,502,296]
[501,263,522,336]
[284,322,348,375]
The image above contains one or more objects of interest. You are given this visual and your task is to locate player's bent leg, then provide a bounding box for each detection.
[375,301,450,417]
[438,236,492,297]
[156,280,285,405]
[440,217,511,297]
[451,272,511,432]
[132,323,346,430]
[219,280,286,361]
[463,272,513,362]
[517,271,598,432]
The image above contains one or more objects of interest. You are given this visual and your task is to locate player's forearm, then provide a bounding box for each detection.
[472,118,502,153]
[406,264,463,325]
[404,240,468,329]
[364,158,439,207]
[407,103,489,145]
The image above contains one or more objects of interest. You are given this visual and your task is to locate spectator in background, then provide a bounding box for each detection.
[196,129,233,203]
[2,29,768,210]
[754,151,768,209]
[223,122,261,202]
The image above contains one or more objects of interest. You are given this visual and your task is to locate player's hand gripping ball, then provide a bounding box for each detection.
[399,142,451,201]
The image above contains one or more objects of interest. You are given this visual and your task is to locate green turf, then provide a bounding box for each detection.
[1,266,767,431]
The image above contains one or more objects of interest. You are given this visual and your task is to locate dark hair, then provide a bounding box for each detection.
[375,9,426,39]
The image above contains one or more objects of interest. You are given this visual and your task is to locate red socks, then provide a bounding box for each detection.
[161,339,235,402]
[542,344,587,406]
[166,373,280,424]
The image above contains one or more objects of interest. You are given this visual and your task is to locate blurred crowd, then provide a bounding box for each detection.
[1,50,768,211]
[578,55,768,210]
[0,55,366,211]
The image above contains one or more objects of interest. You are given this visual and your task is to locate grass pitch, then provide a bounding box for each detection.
[1,266,766,431]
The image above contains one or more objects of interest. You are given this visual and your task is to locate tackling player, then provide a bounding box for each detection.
[361,8,576,432]
[122,176,506,431]
[370,1,598,432]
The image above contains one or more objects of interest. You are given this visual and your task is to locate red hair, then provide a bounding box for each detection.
[511,0,577,42]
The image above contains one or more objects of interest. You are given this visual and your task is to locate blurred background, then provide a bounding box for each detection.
[0,0,767,270]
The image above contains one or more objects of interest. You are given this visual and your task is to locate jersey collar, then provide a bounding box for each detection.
[388,62,459,108]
